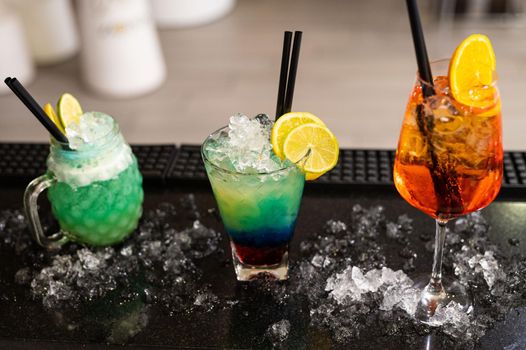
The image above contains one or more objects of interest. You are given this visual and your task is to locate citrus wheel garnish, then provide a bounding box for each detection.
[449,34,498,110]
[271,112,326,159]
[43,103,65,133]
[57,93,83,128]
[282,124,339,180]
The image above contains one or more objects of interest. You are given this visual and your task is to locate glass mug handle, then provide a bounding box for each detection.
[24,174,67,249]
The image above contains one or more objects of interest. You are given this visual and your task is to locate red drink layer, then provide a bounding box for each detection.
[232,243,288,266]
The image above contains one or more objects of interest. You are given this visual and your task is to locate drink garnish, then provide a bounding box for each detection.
[57,93,83,127]
[43,103,65,134]
[280,122,339,181]
[271,112,326,159]
[449,34,498,111]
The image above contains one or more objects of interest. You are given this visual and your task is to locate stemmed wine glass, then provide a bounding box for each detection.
[393,59,503,322]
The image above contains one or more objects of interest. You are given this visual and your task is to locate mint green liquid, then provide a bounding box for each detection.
[48,158,143,246]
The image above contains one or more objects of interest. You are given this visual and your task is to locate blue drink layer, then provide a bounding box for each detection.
[203,158,305,249]
[227,222,298,248]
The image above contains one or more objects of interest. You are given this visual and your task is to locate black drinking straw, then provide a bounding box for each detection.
[283,31,303,115]
[405,0,435,97]
[275,31,303,120]
[4,77,69,144]
[275,31,293,119]
[404,0,463,214]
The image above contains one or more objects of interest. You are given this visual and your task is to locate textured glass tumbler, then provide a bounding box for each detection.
[202,126,305,281]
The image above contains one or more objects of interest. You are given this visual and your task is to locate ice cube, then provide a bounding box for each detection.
[325,220,348,235]
[77,249,103,270]
[326,266,364,303]
[265,319,291,345]
[386,222,400,239]
[46,281,74,306]
[478,251,505,290]
[193,291,219,311]
[205,113,282,174]
[120,245,133,257]
[364,269,383,292]
[351,266,370,291]
[454,217,469,233]
[427,301,472,338]
[311,254,325,268]
[66,112,114,149]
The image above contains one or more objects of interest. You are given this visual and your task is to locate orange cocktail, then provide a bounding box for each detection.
[393,34,503,323]
[394,63,503,220]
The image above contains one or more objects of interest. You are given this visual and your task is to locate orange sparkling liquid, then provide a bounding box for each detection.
[394,76,503,220]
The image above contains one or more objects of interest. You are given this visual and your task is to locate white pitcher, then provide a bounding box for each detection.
[77,0,166,98]
[151,0,236,28]
[0,2,34,95]
[5,0,79,65]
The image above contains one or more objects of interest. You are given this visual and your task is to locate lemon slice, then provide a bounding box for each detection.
[57,93,83,128]
[449,34,498,110]
[271,112,326,159]
[43,103,65,134]
[282,124,339,180]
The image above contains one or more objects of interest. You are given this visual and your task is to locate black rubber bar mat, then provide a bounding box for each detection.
[0,184,525,350]
[0,143,525,191]
[0,142,525,349]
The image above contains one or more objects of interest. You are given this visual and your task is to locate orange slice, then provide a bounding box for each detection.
[449,34,498,110]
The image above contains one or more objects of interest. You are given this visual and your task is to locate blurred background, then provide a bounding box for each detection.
[0,0,525,149]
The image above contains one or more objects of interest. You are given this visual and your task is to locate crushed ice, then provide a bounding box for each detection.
[205,114,285,173]
[1,202,525,348]
[265,319,291,346]
[66,111,114,150]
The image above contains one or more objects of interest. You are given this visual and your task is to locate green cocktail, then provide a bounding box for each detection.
[47,158,142,246]
[24,112,143,248]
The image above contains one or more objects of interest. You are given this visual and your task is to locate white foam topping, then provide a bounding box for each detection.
[47,112,133,188]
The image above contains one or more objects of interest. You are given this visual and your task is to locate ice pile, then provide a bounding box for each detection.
[2,202,526,348]
[206,114,284,173]
[450,215,507,297]
[30,249,118,308]
[3,199,221,313]
[287,207,526,348]
[65,111,114,150]
[326,266,420,315]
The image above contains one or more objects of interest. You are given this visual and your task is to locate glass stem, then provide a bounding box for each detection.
[430,219,448,288]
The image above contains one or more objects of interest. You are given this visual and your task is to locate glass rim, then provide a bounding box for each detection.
[50,113,120,150]
[201,125,306,176]
[416,58,499,88]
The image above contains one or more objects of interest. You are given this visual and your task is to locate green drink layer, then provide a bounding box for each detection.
[48,157,143,246]
[206,165,304,247]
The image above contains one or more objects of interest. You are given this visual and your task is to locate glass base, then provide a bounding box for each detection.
[230,242,289,281]
[413,274,472,325]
